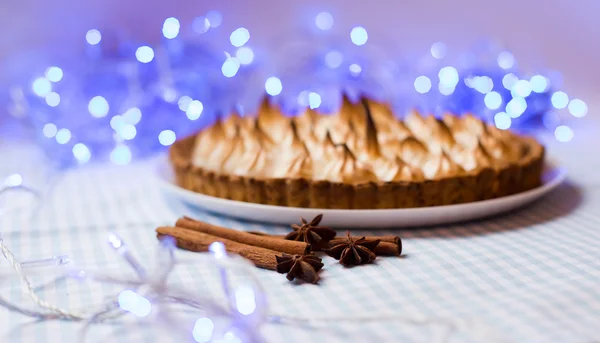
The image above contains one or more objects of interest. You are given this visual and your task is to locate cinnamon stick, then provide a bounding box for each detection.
[176,217,310,255]
[157,226,280,270]
[329,236,402,256]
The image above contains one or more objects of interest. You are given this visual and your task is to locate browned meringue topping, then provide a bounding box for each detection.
[191,96,531,183]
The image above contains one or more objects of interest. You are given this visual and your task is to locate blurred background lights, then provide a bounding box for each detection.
[209,241,226,259]
[3,174,23,187]
[221,57,240,77]
[414,76,432,94]
[42,123,58,138]
[55,128,71,144]
[110,145,132,165]
[512,80,532,97]
[162,88,177,103]
[186,100,204,120]
[192,16,210,34]
[45,67,63,82]
[543,111,560,129]
[530,75,548,93]
[135,46,155,63]
[471,76,494,94]
[324,50,343,69]
[45,92,60,107]
[235,286,257,315]
[193,317,214,343]
[72,143,91,164]
[350,26,368,46]
[349,63,361,76]
[123,107,142,125]
[265,76,282,96]
[484,91,502,110]
[162,17,180,39]
[502,73,518,90]
[297,91,309,107]
[430,42,447,59]
[118,290,151,317]
[494,112,512,130]
[158,130,176,146]
[568,99,588,118]
[315,12,334,30]
[236,47,254,65]
[555,125,574,142]
[88,96,109,118]
[438,66,459,87]
[497,51,515,69]
[308,92,321,109]
[205,10,222,28]
[551,91,569,109]
[178,96,193,111]
[438,84,456,96]
[119,124,137,140]
[505,97,527,117]
[32,77,52,97]
[110,116,125,131]
[85,29,101,45]
[230,27,250,47]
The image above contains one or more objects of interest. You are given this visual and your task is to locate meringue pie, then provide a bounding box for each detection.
[169,96,544,209]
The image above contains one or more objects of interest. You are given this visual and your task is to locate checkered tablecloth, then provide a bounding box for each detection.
[1,121,600,343]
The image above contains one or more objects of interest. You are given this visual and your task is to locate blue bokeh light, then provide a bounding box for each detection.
[230,27,250,47]
[118,290,151,317]
[551,91,569,109]
[349,63,362,76]
[438,66,459,87]
[265,77,282,96]
[32,78,52,97]
[497,51,515,69]
[221,58,240,78]
[206,10,222,28]
[430,42,447,59]
[530,75,548,93]
[72,143,91,164]
[308,92,321,109]
[324,50,343,69]
[568,99,587,118]
[135,46,155,63]
[123,108,142,125]
[350,26,368,46]
[45,67,63,82]
[512,80,532,98]
[494,112,511,130]
[88,96,110,118]
[162,17,180,39]
[315,12,334,30]
[43,123,58,138]
[192,16,211,34]
[45,92,60,107]
[119,124,137,140]
[186,100,204,120]
[484,91,502,110]
[158,130,177,146]
[414,76,432,94]
[85,29,102,45]
[506,97,527,118]
[55,128,71,144]
[193,317,214,343]
[110,145,132,165]
[439,84,456,96]
[554,125,573,142]
[178,96,193,111]
[236,47,254,65]
[502,73,518,90]
[470,76,493,94]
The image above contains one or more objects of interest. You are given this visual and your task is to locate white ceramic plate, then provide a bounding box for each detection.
[156,162,566,228]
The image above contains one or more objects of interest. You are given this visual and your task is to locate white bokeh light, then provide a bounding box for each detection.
[45,92,60,107]
[236,47,254,65]
[551,91,569,109]
[484,91,502,110]
[158,130,177,146]
[414,76,432,94]
[135,46,155,63]
[265,77,283,96]
[45,67,63,82]
[349,63,362,76]
[324,50,343,69]
[505,97,527,118]
[86,29,102,45]
[43,123,58,138]
[308,92,321,109]
[162,17,180,39]
[55,128,71,144]
[494,112,511,130]
[32,78,52,97]
[193,317,214,343]
[110,145,132,165]
[221,58,240,78]
[530,75,548,93]
[554,125,574,142]
[230,27,250,47]
[438,66,459,88]
[430,42,447,59]
[350,26,368,46]
[315,12,334,30]
[186,100,204,120]
[88,96,110,118]
[72,143,91,164]
[497,51,515,69]
[568,99,588,118]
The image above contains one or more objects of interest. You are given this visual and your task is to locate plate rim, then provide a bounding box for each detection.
[155,160,566,215]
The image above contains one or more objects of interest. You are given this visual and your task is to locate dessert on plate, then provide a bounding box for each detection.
[169,96,544,209]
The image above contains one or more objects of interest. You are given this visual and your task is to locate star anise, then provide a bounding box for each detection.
[276,253,324,284]
[325,232,380,266]
[286,214,336,250]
